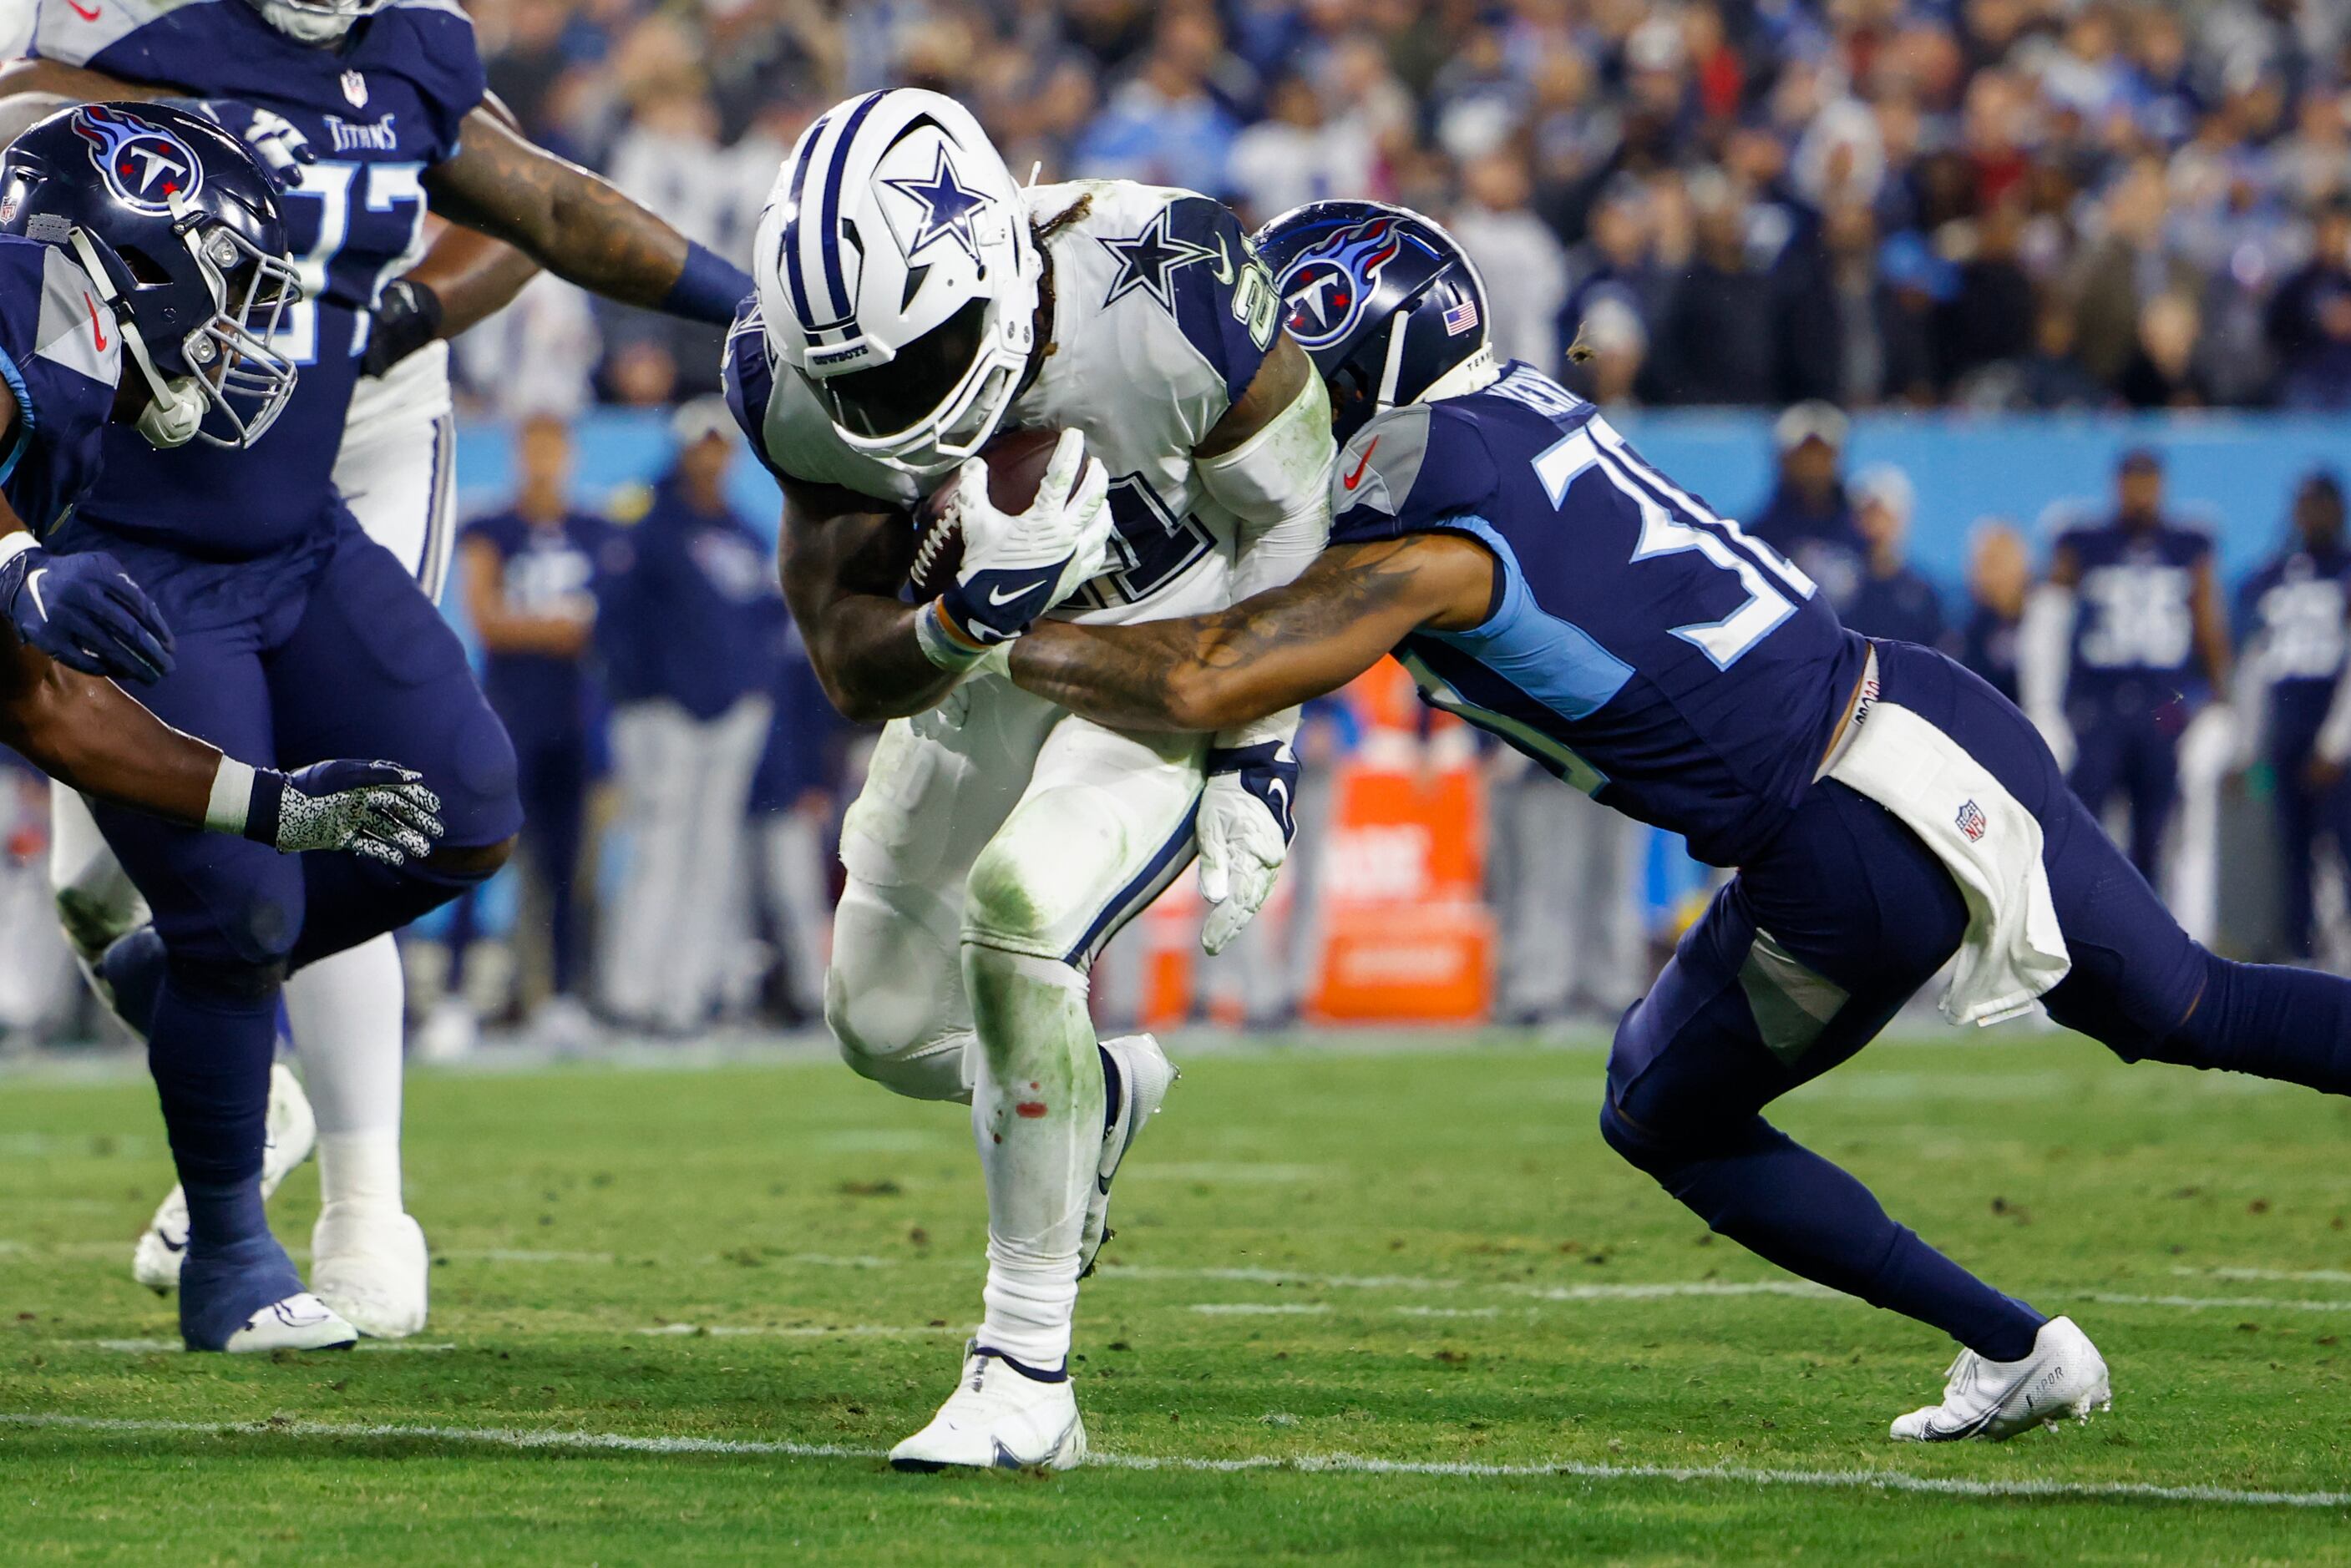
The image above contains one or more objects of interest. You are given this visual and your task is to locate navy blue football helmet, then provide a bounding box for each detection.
[0,102,301,448]
[1251,200,1494,444]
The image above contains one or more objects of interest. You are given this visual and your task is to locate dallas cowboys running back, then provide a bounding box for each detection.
[1008,200,2351,1443]
[1,0,751,1353]
[728,88,1333,1469]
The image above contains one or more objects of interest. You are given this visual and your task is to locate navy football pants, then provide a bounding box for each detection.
[1603,641,2351,1359]
[91,515,519,1207]
[2065,702,2181,880]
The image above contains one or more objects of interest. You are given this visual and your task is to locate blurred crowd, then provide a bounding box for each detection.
[457,0,2351,417]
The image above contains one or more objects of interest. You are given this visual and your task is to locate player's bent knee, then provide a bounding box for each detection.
[54,884,139,964]
[424,834,516,883]
[823,964,970,1101]
[165,949,287,1005]
[960,837,1064,959]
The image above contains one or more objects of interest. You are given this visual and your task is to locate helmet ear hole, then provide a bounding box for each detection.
[114,244,172,287]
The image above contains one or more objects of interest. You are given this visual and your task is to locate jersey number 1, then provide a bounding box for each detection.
[1531,421,1816,669]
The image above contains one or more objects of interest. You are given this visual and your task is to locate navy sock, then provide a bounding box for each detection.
[2159,953,2351,1093]
[146,965,280,1197]
[183,1178,270,1254]
[1098,1043,1122,1137]
[1603,1100,2046,1361]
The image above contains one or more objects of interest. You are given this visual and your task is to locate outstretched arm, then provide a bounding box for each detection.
[0,634,219,823]
[1009,534,1496,733]
[423,108,747,322]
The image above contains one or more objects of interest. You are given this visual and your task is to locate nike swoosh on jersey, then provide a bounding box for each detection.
[66,0,100,18]
[84,293,108,352]
[1341,437,1381,491]
[1210,233,1234,285]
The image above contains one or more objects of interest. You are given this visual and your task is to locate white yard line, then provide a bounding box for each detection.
[1190,1303,1332,1316]
[0,1411,2342,1509]
[87,1340,456,1354]
[2079,1292,2351,1314]
[635,1323,960,1338]
[2177,1266,2351,1286]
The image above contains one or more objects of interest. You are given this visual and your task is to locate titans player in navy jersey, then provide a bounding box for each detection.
[0,0,752,1351]
[2046,448,2233,879]
[1006,200,2351,1442]
[2241,472,2351,960]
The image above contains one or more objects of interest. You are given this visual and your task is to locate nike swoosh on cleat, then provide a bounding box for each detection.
[158,1232,185,1255]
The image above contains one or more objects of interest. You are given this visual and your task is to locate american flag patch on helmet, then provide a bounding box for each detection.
[1442,297,1479,336]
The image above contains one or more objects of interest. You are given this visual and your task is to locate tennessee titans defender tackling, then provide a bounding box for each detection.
[0,0,751,1352]
[1007,200,2351,1441]
[0,104,445,1024]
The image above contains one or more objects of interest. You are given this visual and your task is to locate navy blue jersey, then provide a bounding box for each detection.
[2239,543,2351,732]
[34,0,483,556]
[1330,363,1867,867]
[1958,603,2021,706]
[460,507,622,732]
[598,479,781,720]
[2057,517,2212,708]
[1846,564,1947,650]
[0,235,123,537]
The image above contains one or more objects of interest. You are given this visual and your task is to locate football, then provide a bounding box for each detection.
[907,427,1072,600]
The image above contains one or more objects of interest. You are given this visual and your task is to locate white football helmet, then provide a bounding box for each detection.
[754,89,1041,473]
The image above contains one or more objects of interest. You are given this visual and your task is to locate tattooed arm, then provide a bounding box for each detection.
[778,478,966,723]
[1009,534,1497,733]
[423,109,718,315]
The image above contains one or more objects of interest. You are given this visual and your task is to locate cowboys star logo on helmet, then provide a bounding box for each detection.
[70,105,200,216]
[881,146,992,267]
[1274,215,1402,351]
[753,89,1040,472]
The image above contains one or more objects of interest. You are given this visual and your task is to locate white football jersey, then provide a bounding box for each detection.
[726,179,1284,625]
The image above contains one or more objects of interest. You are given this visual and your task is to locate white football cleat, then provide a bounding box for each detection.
[889,1342,1087,1472]
[1080,1033,1176,1277]
[221,1291,357,1353]
[1889,1316,2111,1442]
[133,1062,317,1292]
[311,1205,428,1339]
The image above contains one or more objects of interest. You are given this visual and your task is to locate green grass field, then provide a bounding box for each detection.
[1,1029,2347,1565]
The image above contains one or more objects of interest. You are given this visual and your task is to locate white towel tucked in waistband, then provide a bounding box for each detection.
[1822,674,2071,1027]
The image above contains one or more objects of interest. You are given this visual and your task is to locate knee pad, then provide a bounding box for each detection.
[962,835,1060,959]
[823,961,972,1103]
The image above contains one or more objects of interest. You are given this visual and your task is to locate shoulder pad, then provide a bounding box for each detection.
[29,0,188,69]
[29,243,121,391]
[1328,402,1501,545]
[721,297,783,481]
[363,0,486,150]
[1087,187,1276,407]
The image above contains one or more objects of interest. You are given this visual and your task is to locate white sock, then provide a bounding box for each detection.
[285,934,406,1212]
[317,1130,403,1216]
[964,945,1099,1368]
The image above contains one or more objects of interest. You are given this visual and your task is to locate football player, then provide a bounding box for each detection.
[0,0,752,1352]
[2039,448,2233,879]
[731,89,1333,1469]
[93,189,535,1330]
[0,104,443,966]
[1003,200,2351,1442]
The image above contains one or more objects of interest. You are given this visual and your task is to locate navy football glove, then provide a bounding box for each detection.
[362,279,445,378]
[0,544,175,683]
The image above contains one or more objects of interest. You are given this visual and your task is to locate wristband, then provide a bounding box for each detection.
[914,596,1000,672]
[204,756,257,835]
[0,531,40,574]
[661,240,756,326]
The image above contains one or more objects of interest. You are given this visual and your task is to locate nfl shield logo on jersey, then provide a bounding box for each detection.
[1955,799,1989,842]
[342,70,369,109]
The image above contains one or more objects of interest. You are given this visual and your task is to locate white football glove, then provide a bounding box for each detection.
[1196,741,1300,956]
[916,430,1112,672]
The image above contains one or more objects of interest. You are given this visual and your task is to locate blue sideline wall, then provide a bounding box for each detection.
[452,409,2351,594]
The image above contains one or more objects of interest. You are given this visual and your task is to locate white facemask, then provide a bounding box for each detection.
[251,0,360,43]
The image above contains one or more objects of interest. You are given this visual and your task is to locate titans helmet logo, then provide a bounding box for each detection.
[1275,215,1403,352]
[72,105,201,216]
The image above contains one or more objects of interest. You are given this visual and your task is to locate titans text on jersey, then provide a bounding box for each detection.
[33,0,482,564]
